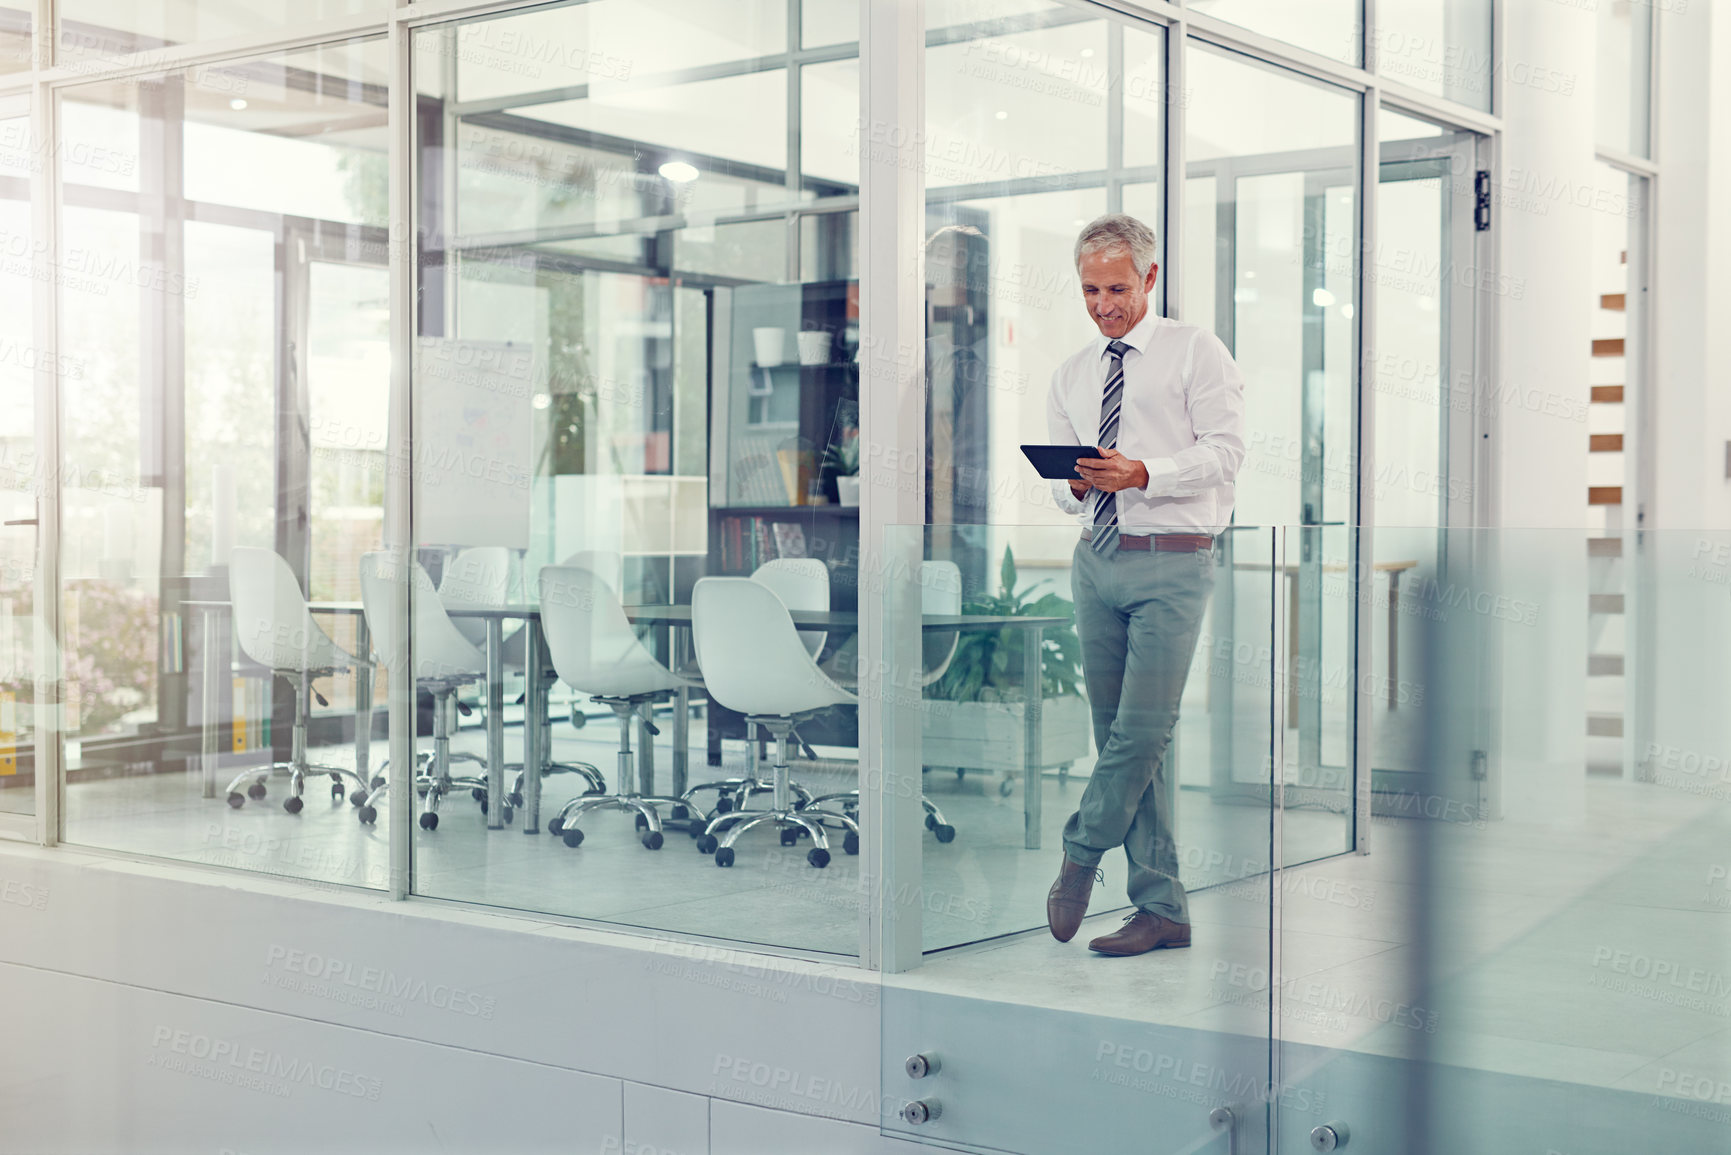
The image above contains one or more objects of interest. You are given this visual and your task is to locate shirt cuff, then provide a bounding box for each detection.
[1051,479,1086,515]
[1139,458,1180,497]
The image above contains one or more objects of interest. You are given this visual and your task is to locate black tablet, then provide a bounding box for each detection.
[1021,444,1103,480]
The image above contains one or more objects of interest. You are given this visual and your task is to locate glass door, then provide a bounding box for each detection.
[1363,110,1484,816]
[1184,46,1360,866]
[0,95,31,828]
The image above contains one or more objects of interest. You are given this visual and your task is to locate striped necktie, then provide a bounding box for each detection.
[1090,338,1130,554]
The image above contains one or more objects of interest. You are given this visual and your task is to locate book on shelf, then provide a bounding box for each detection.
[716,516,811,570]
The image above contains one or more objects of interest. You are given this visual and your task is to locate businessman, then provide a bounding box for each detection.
[1044,213,1246,957]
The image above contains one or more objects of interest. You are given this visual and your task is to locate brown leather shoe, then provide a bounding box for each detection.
[1046,857,1102,942]
[1087,911,1192,956]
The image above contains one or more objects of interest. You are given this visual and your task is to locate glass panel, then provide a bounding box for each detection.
[57,0,393,64]
[0,104,31,820]
[802,0,857,48]
[1597,0,1653,157]
[55,41,392,888]
[1371,113,1482,794]
[1276,529,1731,1153]
[880,523,1277,1152]
[0,7,28,75]
[1374,0,1495,112]
[409,1,866,958]
[1190,0,1361,66]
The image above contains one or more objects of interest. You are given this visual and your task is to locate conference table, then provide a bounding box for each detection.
[194,598,1069,850]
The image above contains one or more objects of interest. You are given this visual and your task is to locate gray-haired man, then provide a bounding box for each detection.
[1044,213,1246,956]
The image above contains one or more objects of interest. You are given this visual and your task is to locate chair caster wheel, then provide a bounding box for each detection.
[934,824,956,843]
[696,834,718,854]
[508,792,524,808]
[924,814,937,831]
[642,831,664,850]
[807,848,830,868]
[563,828,584,848]
[284,795,304,815]
[419,812,439,831]
[502,806,514,825]
[671,805,689,820]
[247,782,267,800]
[548,817,564,836]
[330,783,345,801]
[358,805,377,825]
[780,828,799,846]
[471,787,485,802]
[714,847,735,867]
[843,832,859,855]
[227,792,244,809]
[635,814,648,831]
[714,795,733,814]
[371,776,385,790]
[478,796,488,816]
[999,778,1014,797]
[349,789,368,806]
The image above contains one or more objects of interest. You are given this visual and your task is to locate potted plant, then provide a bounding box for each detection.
[824,429,861,507]
[923,546,1091,781]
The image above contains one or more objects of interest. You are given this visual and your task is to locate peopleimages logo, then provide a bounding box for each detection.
[263,945,496,1020]
[148,1026,382,1101]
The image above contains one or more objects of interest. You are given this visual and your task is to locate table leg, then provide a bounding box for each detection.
[1387,570,1402,712]
[353,617,372,789]
[671,625,690,798]
[485,617,505,830]
[200,608,221,798]
[523,619,545,833]
[1023,625,1043,851]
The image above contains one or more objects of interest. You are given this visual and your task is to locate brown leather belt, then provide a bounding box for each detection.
[1082,531,1215,552]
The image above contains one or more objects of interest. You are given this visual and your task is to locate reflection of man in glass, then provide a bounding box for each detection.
[1045,214,1245,956]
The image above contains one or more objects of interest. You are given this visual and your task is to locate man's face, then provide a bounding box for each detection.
[1078,249,1157,340]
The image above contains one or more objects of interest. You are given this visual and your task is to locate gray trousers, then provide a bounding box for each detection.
[1062,538,1214,924]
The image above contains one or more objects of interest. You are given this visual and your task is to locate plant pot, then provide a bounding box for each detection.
[836,475,861,507]
[920,693,1090,772]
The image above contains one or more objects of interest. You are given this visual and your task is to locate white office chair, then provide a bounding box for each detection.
[681,558,829,816]
[224,547,372,813]
[807,560,961,842]
[355,552,490,830]
[691,577,860,868]
[539,564,700,851]
[442,549,609,808]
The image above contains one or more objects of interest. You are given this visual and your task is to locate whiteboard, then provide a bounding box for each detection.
[409,337,536,549]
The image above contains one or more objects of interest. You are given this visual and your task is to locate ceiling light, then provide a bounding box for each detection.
[658,160,700,182]
[1080,48,1095,58]
[1340,304,1355,319]
[1312,287,1337,307]
[230,98,247,111]
[995,110,1009,120]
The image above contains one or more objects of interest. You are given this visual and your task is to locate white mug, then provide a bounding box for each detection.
[752,327,786,368]
[797,331,831,365]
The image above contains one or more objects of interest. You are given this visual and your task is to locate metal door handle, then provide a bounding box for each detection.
[1311,1122,1351,1151]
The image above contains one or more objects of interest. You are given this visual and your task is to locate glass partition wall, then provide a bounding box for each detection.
[19,2,1489,961]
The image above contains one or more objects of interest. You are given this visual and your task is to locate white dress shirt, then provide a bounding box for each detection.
[1045,311,1246,534]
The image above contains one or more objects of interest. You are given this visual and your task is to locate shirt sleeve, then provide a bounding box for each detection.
[1139,329,1247,498]
[1045,363,1088,515]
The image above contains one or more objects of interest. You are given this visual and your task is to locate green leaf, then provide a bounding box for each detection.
[999,545,1017,600]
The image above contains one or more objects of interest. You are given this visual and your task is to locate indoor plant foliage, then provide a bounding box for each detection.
[928,546,1083,703]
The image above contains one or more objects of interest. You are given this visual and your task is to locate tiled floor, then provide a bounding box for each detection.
[59,706,1347,957]
[894,776,1731,1101]
[58,708,1729,1104]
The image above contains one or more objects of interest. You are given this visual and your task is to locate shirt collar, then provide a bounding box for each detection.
[1098,310,1159,360]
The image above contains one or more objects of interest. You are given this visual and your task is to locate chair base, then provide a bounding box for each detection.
[805,790,956,843]
[550,792,700,851]
[504,759,606,809]
[695,806,859,868]
[225,762,369,814]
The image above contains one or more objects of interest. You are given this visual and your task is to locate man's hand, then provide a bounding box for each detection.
[1068,478,1090,501]
[1076,446,1148,494]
